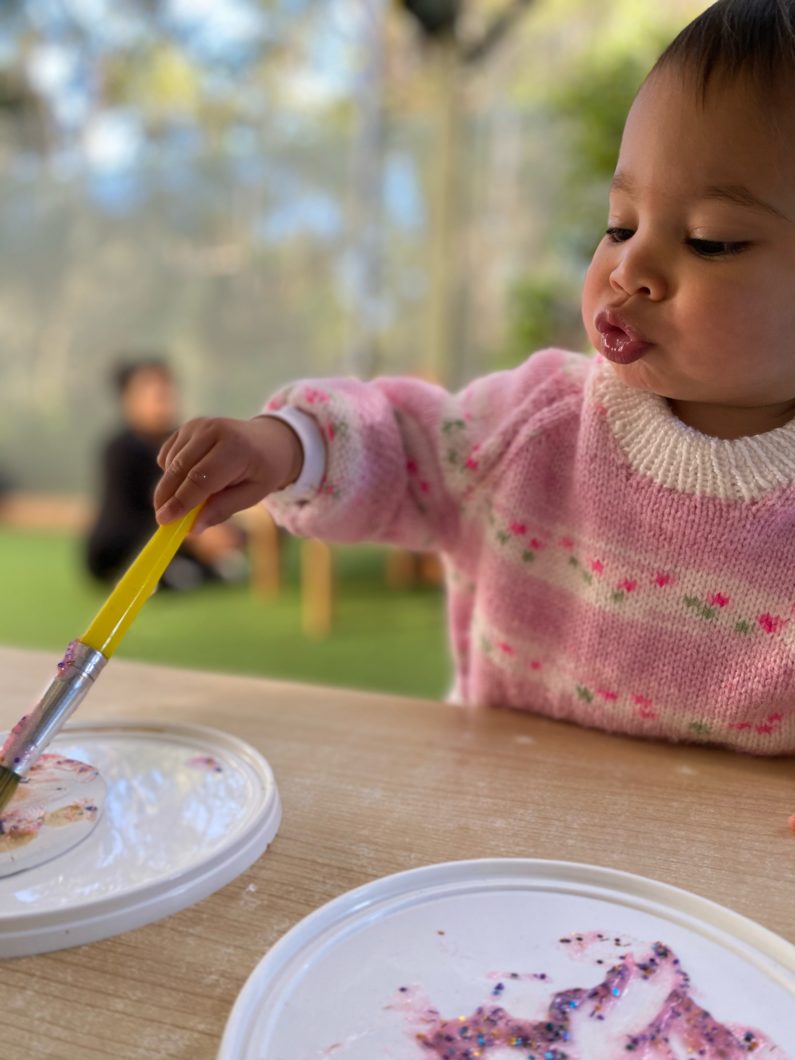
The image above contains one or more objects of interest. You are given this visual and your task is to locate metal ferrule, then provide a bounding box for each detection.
[0,641,107,777]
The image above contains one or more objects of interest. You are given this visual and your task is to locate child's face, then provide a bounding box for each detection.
[582,67,795,414]
[122,368,178,435]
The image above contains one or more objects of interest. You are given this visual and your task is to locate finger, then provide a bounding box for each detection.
[154,433,216,514]
[157,429,184,470]
[156,443,232,524]
[192,482,268,533]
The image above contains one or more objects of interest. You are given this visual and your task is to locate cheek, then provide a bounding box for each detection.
[581,255,607,341]
[680,277,785,348]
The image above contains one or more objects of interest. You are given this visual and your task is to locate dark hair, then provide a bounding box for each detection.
[653,0,795,100]
[113,356,173,397]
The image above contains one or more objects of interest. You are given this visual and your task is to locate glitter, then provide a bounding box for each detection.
[398,941,781,1058]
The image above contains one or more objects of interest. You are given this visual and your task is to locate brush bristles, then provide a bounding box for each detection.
[0,765,20,815]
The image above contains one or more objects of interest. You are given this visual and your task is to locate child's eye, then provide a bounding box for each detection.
[687,238,750,257]
[605,226,634,243]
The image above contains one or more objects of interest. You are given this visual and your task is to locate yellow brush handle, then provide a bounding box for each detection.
[82,506,201,658]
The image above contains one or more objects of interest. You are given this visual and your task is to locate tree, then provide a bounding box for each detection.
[396,0,537,384]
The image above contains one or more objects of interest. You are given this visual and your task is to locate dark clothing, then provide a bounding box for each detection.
[85,427,216,587]
[85,427,167,581]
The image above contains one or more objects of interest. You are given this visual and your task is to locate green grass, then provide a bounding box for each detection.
[0,529,450,698]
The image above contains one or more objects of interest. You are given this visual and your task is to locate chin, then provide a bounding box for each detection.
[607,358,670,396]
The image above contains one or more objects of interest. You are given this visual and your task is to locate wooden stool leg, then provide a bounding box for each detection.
[385,548,419,590]
[248,507,281,598]
[301,538,333,638]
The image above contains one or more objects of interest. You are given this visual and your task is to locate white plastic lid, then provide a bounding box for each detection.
[0,720,281,958]
[219,858,795,1059]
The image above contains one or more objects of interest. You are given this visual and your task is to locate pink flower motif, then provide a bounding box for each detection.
[529,660,542,671]
[767,712,784,724]
[638,707,657,720]
[529,538,546,550]
[590,559,605,574]
[618,579,637,592]
[464,456,479,471]
[729,721,752,731]
[654,572,672,587]
[559,536,575,550]
[596,688,618,702]
[496,641,514,655]
[406,458,418,475]
[327,424,335,442]
[304,387,329,404]
[755,723,774,735]
[419,480,430,493]
[758,613,789,635]
[709,592,730,608]
[266,397,285,411]
[509,522,527,536]
[631,693,653,708]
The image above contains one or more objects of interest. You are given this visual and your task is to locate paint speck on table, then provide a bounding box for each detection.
[187,755,223,773]
[393,940,786,1058]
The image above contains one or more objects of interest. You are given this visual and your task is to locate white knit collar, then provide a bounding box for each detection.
[591,357,795,502]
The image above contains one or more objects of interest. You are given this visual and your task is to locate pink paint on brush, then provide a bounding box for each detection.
[396,942,784,1058]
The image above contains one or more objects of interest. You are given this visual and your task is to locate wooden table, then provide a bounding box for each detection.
[1,646,793,1059]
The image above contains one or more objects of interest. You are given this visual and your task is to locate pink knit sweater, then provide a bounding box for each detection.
[265,348,795,755]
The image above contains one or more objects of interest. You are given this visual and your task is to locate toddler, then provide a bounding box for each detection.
[155,0,795,754]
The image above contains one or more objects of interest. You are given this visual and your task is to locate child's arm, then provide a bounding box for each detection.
[155,351,575,549]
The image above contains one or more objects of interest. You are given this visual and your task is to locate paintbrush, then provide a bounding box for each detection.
[0,505,201,813]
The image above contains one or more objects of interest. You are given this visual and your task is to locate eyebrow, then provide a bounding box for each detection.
[610,172,790,221]
[702,184,790,221]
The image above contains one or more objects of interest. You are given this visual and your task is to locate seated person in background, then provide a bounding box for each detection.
[85,356,246,589]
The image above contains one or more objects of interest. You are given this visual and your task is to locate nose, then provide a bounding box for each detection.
[609,236,668,301]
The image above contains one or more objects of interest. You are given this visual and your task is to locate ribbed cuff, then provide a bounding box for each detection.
[260,406,327,498]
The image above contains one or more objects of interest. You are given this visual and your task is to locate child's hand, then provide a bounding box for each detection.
[154,415,303,531]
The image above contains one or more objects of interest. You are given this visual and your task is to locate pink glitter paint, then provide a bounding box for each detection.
[396,942,785,1058]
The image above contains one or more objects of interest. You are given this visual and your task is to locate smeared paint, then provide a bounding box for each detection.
[0,754,100,853]
[394,941,786,1058]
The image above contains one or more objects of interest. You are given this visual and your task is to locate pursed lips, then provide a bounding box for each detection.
[594,309,652,365]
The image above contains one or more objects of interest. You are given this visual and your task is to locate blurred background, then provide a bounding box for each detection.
[0,0,708,697]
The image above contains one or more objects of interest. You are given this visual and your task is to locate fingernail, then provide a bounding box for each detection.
[156,504,174,524]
